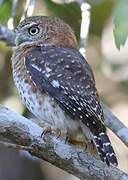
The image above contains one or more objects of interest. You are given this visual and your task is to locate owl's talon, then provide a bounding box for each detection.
[41,126,52,137]
[56,129,61,139]
[41,127,61,138]
[64,136,69,144]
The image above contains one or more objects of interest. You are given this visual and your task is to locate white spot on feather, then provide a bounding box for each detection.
[46,67,52,73]
[51,80,60,88]
[103,142,110,146]
[67,54,71,57]
[31,63,42,72]
[31,57,36,62]
[45,67,52,78]
[57,74,62,77]
[78,107,82,111]
[65,65,70,68]
[45,73,50,78]
[99,132,105,136]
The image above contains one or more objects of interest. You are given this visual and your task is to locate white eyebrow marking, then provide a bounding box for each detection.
[24,23,38,29]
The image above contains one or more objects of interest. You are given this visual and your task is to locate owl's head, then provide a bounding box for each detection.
[15,16,77,48]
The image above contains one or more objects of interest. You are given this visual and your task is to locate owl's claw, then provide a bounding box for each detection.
[56,129,61,139]
[41,126,61,138]
[41,126,51,137]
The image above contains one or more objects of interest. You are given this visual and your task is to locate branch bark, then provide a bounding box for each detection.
[0,105,128,180]
[0,24,15,46]
[102,104,128,147]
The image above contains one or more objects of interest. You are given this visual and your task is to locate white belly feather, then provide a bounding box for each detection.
[13,71,80,135]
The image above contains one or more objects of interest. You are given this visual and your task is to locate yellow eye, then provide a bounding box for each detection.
[28,26,40,36]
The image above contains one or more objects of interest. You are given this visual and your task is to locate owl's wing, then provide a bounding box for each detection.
[25,45,119,166]
[25,45,105,133]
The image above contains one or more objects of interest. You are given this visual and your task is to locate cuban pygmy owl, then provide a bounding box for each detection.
[11,16,118,166]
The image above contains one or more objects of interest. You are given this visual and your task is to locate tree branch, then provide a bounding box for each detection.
[102,103,128,147]
[0,105,128,180]
[0,24,15,46]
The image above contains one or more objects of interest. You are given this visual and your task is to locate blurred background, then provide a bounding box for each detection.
[0,0,128,179]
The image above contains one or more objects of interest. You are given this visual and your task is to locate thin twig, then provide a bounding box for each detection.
[0,24,15,46]
[102,103,128,147]
[0,0,3,6]
[7,0,19,30]
[20,0,35,22]
[78,1,91,58]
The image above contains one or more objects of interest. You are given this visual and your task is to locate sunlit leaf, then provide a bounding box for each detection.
[113,0,128,49]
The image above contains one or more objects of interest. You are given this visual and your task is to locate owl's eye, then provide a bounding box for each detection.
[28,26,40,36]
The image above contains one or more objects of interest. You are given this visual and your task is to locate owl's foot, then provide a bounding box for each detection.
[41,126,61,138]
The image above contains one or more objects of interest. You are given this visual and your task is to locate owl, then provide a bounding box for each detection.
[11,16,118,166]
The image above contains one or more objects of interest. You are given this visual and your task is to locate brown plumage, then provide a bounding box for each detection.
[12,16,118,166]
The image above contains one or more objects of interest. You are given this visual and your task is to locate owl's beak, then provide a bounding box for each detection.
[15,33,30,46]
[15,34,23,46]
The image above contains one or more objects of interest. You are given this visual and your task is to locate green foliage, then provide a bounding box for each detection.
[113,0,128,49]
[90,0,113,36]
[86,0,106,5]
[119,80,128,94]
[0,0,12,24]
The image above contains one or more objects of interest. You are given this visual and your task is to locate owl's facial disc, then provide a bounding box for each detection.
[15,16,77,48]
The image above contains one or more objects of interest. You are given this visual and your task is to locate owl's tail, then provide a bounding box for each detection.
[93,131,118,166]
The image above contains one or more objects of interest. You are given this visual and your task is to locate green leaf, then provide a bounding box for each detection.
[90,0,113,36]
[0,0,12,24]
[113,0,128,49]
[86,0,106,5]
